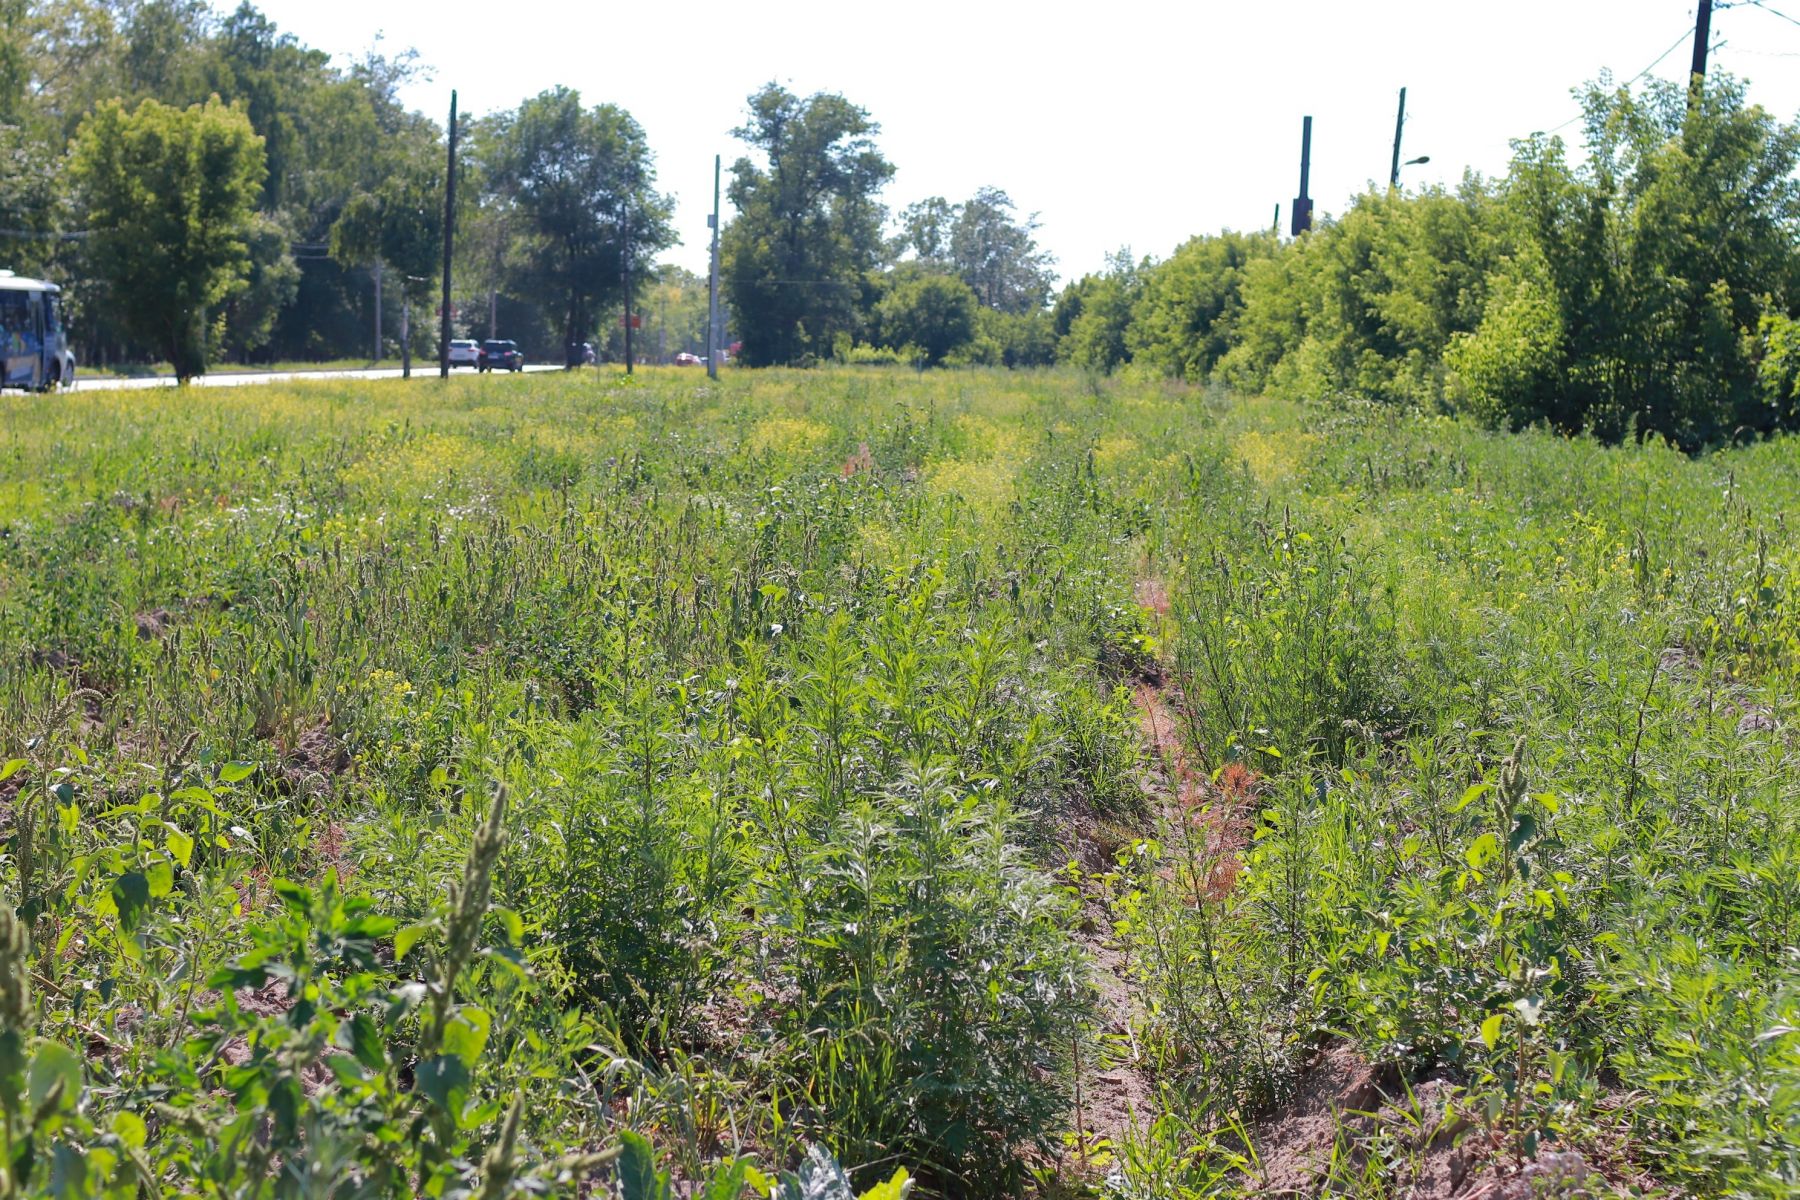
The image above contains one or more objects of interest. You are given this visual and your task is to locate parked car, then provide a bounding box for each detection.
[447,338,480,368]
[478,339,523,372]
[673,351,702,367]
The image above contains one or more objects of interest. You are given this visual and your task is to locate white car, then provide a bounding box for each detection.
[447,339,481,368]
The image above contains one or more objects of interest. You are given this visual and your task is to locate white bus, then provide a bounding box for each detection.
[0,271,77,392]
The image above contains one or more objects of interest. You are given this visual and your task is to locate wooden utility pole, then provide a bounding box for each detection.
[622,201,633,375]
[1689,0,1714,108]
[707,154,721,381]
[1291,116,1314,236]
[1272,203,1279,235]
[439,90,458,379]
[1389,87,1407,189]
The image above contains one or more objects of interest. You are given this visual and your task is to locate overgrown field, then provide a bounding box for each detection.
[0,367,1795,1198]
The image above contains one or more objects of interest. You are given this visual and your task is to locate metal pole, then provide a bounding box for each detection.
[1290,116,1314,236]
[373,261,382,361]
[1389,87,1407,189]
[439,89,458,378]
[708,154,721,380]
[400,296,410,378]
[1689,0,1713,109]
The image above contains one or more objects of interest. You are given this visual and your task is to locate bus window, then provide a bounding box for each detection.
[0,292,27,346]
[43,294,60,334]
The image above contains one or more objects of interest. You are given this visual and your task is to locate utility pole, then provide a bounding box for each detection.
[400,294,410,378]
[1389,87,1407,189]
[622,201,633,375]
[1291,116,1314,236]
[1689,0,1714,108]
[1272,203,1280,235]
[439,89,458,379]
[373,261,383,362]
[707,153,721,381]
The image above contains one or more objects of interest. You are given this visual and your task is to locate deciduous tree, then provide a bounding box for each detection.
[722,83,893,366]
[71,95,265,381]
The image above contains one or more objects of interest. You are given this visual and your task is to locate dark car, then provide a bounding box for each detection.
[478,339,524,373]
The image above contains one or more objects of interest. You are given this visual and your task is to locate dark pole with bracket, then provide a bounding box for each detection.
[1389,88,1407,188]
[1291,116,1314,236]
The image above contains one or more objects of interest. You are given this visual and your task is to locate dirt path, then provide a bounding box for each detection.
[1060,574,1186,1173]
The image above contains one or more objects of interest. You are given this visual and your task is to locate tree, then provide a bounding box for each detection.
[221,210,301,362]
[329,134,446,371]
[476,87,672,361]
[901,188,1056,314]
[71,95,265,381]
[1126,230,1277,381]
[722,83,893,366]
[876,273,979,365]
[1056,250,1144,372]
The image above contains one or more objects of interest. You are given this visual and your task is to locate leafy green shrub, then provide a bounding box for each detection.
[874,274,979,367]
[1444,258,1565,429]
[771,767,1089,1195]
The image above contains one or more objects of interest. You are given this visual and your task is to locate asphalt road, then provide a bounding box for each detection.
[71,363,563,391]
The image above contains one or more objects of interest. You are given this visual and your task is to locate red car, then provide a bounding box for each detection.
[478,339,524,372]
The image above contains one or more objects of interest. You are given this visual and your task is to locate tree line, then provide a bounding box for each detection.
[1053,76,1800,451]
[4,1,1797,446]
[1,1,683,378]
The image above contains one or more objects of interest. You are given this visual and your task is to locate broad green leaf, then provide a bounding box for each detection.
[1513,997,1544,1027]
[1464,833,1499,869]
[394,922,434,961]
[146,859,174,899]
[616,1131,669,1200]
[0,759,26,782]
[29,1040,81,1114]
[111,871,151,932]
[113,1110,147,1149]
[1508,812,1538,854]
[1479,1013,1504,1050]
[272,880,312,916]
[698,1160,752,1200]
[858,1169,912,1200]
[219,761,258,784]
[165,828,194,870]
[415,1054,470,1116]
[1451,782,1491,813]
[346,1012,384,1070]
[496,907,524,946]
[441,1006,490,1069]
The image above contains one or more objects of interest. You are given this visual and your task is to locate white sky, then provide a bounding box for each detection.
[251,0,1800,283]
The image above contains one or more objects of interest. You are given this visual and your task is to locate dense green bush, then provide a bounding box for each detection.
[873,273,980,366]
[1061,72,1800,451]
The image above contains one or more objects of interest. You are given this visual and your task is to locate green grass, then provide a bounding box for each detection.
[0,368,1794,1197]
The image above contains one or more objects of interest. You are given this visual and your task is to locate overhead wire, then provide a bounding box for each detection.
[1526,21,1698,140]
[1726,0,1800,28]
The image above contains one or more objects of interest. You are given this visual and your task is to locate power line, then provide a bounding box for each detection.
[1727,0,1800,28]
[0,228,89,241]
[1527,23,1697,139]
[1629,22,1701,87]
